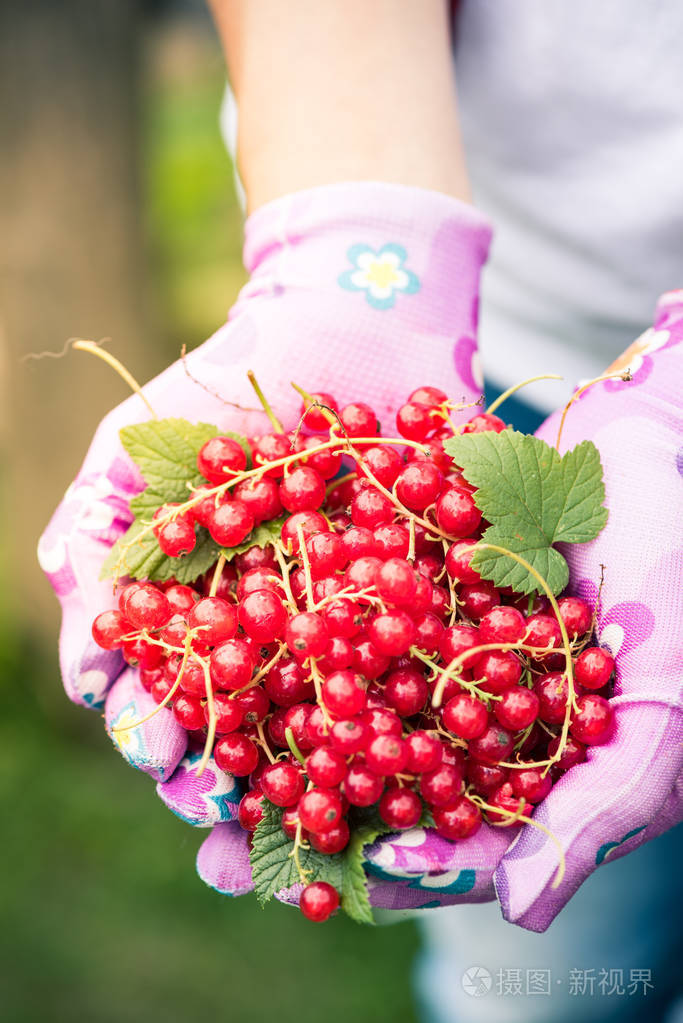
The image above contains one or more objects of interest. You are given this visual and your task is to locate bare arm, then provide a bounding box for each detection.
[208,0,470,212]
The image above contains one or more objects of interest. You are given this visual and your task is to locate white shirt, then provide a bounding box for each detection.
[454,0,683,409]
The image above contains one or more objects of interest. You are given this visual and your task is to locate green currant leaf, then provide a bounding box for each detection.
[340,814,392,925]
[100,520,220,584]
[444,431,608,595]
[119,418,222,503]
[250,801,343,906]
[221,516,287,562]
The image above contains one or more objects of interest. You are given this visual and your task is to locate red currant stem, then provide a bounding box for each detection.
[196,660,217,777]
[255,721,277,765]
[111,633,193,733]
[72,339,158,419]
[296,523,315,611]
[513,721,536,752]
[407,517,416,563]
[290,819,313,884]
[485,374,563,418]
[308,658,333,728]
[441,539,459,625]
[229,643,287,698]
[312,589,382,609]
[411,647,502,704]
[432,723,468,748]
[180,344,261,413]
[468,543,579,767]
[325,472,357,499]
[208,553,227,598]
[465,789,566,889]
[289,381,339,429]
[554,370,632,451]
[284,726,306,766]
[270,541,298,613]
[247,369,285,433]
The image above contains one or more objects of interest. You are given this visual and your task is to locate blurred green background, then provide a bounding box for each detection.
[0,3,420,1019]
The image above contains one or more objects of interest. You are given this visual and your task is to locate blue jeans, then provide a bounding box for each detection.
[415,823,683,1023]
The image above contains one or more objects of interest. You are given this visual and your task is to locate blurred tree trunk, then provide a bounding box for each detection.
[0,0,160,638]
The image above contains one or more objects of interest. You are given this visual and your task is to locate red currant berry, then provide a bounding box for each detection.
[435,488,481,537]
[343,762,385,806]
[534,672,575,725]
[261,762,305,807]
[570,694,614,745]
[322,670,367,718]
[376,558,418,606]
[547,734,586,770]
[420,763,463,807]
[442,694,489,739]
[479,605,526,645]
[384,668,428,717]
[306,747,348,788]
[310,819,350,854]
[233,476,283,524]
[210,638,256,691]
[124,583,172,631]
[474,650,523,694]
[329,718,369,755]
[413,612,445,654]
[444,540,481,583]
[286,612,330,660]
[352,635,391,680]
[340,402,378,437]
[299,881,339,922]
[404,731,443,773]
[280,510,328,552]
[574,647,615,690]
[300,392,338,431]
[156,513,197,557]
[297,788,343,833]
[557,596,593,638]
[379,787,422,829]
[188,597,237,647]
[494,688,540,731]
[197,436,247,484]
[351,487,394,529]
[239,589,288,642]
[358,446,404,488]
[511,768,552,803]
[409,386,448,408]
[395,462,443,511]
[462,412,506,434]
[365,734,408,776]
[208,692,244,733]
[207,499,254,547]
[396,402,433,442]
[433,797,482,839]
[322,598,362,639]
[439,624,480,667]
[468,723,514,765]
[524,613,562,654]
[172,692,205,730]
[279,466,326,512]
[368,610,416,656]
[92,609,130,650]
[214,732,260,776]
[466,761,509,794]
[238,789,264,831]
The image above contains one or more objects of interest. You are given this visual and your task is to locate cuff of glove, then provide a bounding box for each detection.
[240,181,493,322]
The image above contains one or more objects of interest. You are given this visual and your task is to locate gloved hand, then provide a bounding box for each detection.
[39,181,496,880]
[491,290,683,931]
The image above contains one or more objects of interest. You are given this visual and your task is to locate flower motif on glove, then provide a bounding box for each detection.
[603,327,677,391]
[109,701,147,763]
[338,243,420,310]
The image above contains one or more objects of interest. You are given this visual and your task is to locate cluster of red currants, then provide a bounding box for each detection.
[92,385,615,922]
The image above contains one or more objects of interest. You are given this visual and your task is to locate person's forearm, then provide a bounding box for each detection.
[208,0,470,211]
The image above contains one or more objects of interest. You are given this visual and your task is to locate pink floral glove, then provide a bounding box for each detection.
[39,181,493,851]
[492,290,683,931]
